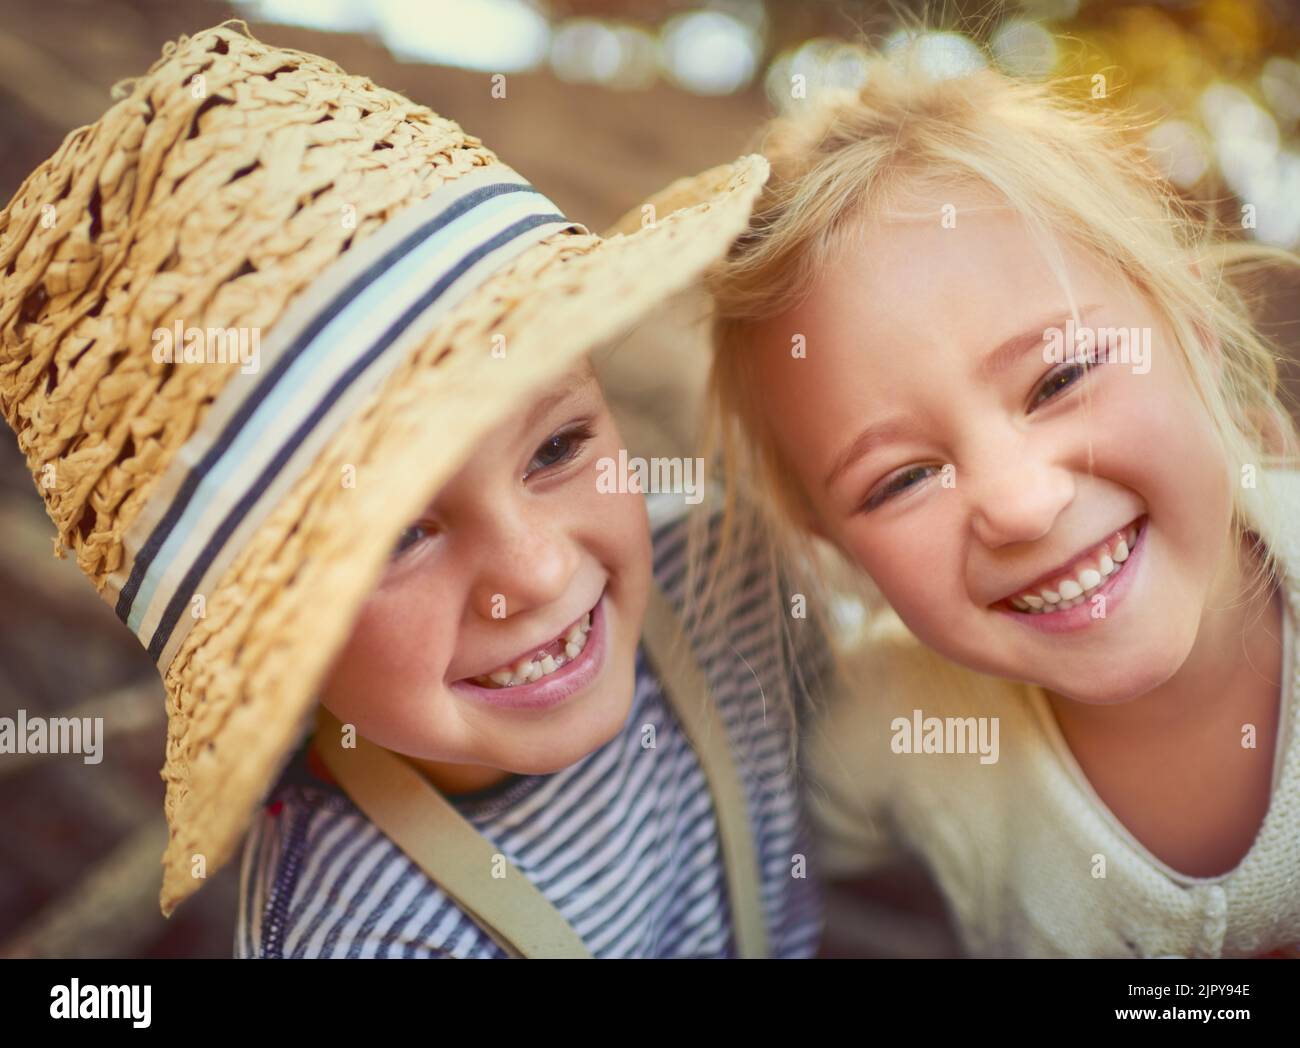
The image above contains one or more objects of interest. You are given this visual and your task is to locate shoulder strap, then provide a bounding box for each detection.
[313,706,592,959]
[640,581,771,959]
[312,578,770,959]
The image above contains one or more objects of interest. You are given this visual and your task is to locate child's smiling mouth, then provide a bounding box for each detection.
[462,593,603,689]
[469,613,593,688]
[450,592,611,712]
[993,516,1147,616]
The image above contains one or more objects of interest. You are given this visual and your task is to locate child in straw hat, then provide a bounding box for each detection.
[0,23,829,957]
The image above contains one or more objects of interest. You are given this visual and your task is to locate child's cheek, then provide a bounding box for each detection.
[1090,350,1234,574]
[843,497,969,649]
[321,580,457,731]
[587,487,642,584]
[580,437,653,570]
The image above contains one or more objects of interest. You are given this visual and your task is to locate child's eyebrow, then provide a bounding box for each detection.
[524,370,599,430]
[824,414,917,491]
[977,304,1100,380]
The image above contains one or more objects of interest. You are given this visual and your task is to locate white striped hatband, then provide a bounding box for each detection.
[104,164,587,670]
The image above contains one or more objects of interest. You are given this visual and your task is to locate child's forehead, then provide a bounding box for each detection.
[515,357,604,426]
[540,355,600,401]
[833,197,1119,302]
[848,180,1020,245]
[752,218,1144,391]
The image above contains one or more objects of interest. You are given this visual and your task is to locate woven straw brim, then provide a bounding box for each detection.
[0,22,769,916]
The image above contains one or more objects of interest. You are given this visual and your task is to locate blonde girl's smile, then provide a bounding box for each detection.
[992,516,1145,632]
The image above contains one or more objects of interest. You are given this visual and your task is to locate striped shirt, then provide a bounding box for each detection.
[235,502,827,958]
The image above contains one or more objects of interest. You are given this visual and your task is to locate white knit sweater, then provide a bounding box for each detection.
[804,472,1300,958]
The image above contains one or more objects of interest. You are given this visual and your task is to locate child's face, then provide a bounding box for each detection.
[751,187,1237,705]
[320,361,651,780]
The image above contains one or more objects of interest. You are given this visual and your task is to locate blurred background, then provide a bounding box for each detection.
[2,0,1299,959]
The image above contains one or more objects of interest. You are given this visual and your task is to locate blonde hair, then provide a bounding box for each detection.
[692,41,1300,687]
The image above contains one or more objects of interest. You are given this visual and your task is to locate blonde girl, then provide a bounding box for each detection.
[700,43,1300,957]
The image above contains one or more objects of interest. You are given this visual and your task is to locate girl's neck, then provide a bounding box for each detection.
[1041,529,1286,878]
[1047,529,1284,737]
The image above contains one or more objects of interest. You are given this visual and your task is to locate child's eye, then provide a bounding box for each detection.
[526,421,595,479]
[861,464,938,512]
[390,522,436,561]
[1029,362,1089,409]
[1029,342,1103,411]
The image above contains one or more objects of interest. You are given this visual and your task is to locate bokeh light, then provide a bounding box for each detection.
[660,9,762,95]
[551,19,658,88]
[992,19,1059,79]
[372,0,549,72]
[1146,119,1211,189]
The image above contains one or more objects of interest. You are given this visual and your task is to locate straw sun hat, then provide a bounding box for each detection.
[0,21,768,916]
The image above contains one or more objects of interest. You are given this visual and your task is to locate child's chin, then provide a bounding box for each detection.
[515,681,637,773]
[1038,658,1183,706]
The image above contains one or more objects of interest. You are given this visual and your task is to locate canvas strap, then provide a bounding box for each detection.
[313,579,769,959]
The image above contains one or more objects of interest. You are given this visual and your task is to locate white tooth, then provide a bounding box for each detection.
[1023,594,1044,609]
[514,658,536,678]
[1011,597,1030,611]
[525,663,543,683]
[1058,579,1083,600]
[489,669,513,686]
[1113,539,1129,562]
[565,641,581,659]
[1042,588,1061,604]
[1079,568,1101,591]
[539,655,557,674]
[1098,554,1115,576]
[566,623,584,643]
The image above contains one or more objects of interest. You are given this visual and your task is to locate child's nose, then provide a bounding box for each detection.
[467,521,581,621]
[967,443,1075,550]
